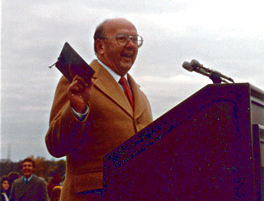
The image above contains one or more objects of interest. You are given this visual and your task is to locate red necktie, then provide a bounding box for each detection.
[119,77,134,109]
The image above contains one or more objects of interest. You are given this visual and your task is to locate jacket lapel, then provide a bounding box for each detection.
[128,74,146,120]
[90,60,133,117]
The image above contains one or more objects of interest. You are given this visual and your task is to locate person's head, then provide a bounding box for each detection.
[21,157,35,178]
[1,176,10,192]
[94,18,143,76]
[7,171,20,185]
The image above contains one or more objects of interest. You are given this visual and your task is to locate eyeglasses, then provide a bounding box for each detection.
[101,34,144,48]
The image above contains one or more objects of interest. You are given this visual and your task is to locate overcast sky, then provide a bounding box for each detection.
[1,0,264,162]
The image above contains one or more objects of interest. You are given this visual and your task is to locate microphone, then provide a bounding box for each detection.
[182,61,193,72]
[182,59,235,84]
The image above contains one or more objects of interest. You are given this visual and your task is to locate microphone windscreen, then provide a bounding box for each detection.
[182,61,194,72]
[190,59,201,67]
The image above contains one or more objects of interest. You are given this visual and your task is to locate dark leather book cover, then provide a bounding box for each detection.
[54,42,94,82]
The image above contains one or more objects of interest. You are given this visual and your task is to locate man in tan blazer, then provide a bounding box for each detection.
[45,18,153,201]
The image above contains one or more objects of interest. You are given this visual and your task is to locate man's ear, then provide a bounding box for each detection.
[95,39,105,55]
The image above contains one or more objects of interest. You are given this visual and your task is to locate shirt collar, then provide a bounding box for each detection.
[24,175,33,182]
[97,59,128,82]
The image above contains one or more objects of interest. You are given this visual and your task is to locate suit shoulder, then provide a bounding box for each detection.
[12,176,23,186]
[14,176,23,183]
[32,175,47,184]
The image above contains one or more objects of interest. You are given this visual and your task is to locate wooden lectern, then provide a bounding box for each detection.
[103,83,264,201]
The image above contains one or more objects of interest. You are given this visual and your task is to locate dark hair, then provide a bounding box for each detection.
[93,20,109,53]
[21,157,35,169]
[7,171,20,185]
[1,176,10,184]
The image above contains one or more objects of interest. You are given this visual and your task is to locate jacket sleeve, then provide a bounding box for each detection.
[9,182,16,201]
[45,76,90,157]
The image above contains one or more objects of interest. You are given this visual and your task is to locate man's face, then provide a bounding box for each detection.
[99,19,139,76]
[22,161,34,178]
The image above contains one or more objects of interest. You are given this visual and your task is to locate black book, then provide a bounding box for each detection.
[51,42,95,82]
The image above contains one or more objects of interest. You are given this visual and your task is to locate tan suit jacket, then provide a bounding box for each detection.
[45,60,153,201]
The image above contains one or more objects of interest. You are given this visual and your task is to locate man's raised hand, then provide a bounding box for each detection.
[67,75,92,113]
